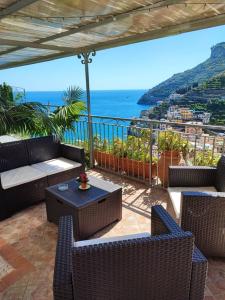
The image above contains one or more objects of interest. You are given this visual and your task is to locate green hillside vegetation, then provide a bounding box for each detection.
[191,99,225,125]
[139,42,225,105]
[148,71,225,125]
[201,71,225,89]
[148,102,169,120]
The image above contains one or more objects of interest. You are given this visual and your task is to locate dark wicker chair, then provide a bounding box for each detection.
[53,205,207,300]
[168,155,225,257]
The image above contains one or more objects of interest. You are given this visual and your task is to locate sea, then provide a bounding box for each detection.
[24,90,153,141]
[25,89,150,119]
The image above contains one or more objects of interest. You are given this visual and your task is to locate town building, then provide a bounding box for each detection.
[159,119,173,131]
[179,108,193,120]
[168,93,184,101]
[166,106,193,121]
[166,105,181,120]
[185,121,203,135]
[166,106,211,124]
[192,111,211,124]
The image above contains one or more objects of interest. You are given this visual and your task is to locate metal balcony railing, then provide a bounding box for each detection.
[61,114,225,187]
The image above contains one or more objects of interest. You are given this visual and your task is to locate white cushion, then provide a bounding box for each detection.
[75,232,150,247]
[0,135,19,143]
[32,157,81,176]
[1,166,46,190]
[168,186,217,220]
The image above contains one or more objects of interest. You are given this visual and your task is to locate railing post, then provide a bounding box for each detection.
[47,100,50,115]
[149,123,153,187]
[78,51,96,168]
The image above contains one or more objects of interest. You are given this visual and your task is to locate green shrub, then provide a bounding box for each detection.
[158,131,189,159]
[93,130,158,164]
[195,150,220,166]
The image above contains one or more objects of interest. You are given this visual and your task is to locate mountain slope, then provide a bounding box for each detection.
[167,70,225,106]
[138,42,225,105]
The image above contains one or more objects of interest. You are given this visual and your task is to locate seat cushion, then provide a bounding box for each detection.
[1,166,46,190]
[75,232,150,247]
[168,186,217,220]
[31,157,82,176]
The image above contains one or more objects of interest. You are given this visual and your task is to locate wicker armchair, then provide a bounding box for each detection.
[168,155,225,257]
[53,205,207,300]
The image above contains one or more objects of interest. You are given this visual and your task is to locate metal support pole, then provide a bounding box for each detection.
[78,50,96,168]
[149,123,153,187]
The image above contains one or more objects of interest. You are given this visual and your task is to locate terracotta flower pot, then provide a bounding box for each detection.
[119,157,157,180]
[158,150,181,187]
[94,150,119,170]
[94,151,157,180]
[81,182,87,189]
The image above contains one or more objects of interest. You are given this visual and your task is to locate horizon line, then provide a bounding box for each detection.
[23,88,148,92]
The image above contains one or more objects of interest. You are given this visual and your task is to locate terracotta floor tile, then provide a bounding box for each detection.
[0,169,224,299]
[214,295,225,300]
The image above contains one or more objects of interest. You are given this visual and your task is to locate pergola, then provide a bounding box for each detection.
[1,0,225,70]
[1,0,225,166]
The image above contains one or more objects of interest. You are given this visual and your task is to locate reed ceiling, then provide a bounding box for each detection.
[0,0,225,69]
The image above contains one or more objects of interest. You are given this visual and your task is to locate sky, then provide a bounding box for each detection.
[1,24,225,91]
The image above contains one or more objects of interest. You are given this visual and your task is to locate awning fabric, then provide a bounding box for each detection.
[1,0,225,69]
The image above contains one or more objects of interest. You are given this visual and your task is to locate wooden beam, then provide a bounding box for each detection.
[0,0,185,56]
[0,46,23,56]
[0,52,73,70]
[0,38,75,53]
[0,0,38,19]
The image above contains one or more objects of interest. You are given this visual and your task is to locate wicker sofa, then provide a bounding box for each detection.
[168,155,225,257]
[53,205,207,300]
[0,136,85,221]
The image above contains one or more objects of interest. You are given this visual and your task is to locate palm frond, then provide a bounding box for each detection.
[63,86,84,105]
[0,82,14,107]
[51,101,86,137]
[0,83,86,139]
[0,102,58,136]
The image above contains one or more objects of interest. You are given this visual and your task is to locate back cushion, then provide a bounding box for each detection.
[26,136,61,164]
[215,155,225,191]
[0,141,29,172]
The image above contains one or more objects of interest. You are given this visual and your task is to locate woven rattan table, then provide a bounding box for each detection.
[45,176,122,240]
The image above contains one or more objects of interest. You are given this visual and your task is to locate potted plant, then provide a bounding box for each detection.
[93,129,158,180]
[195,150,220,167]
[157,131,189,186]
[121,154,158,180]
[119,130,158,180]
[77,172,89,189]
[94,136,120,170]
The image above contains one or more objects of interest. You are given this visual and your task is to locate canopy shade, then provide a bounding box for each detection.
[1,0,225,70]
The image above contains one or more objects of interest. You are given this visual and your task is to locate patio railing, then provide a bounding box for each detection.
[62,114,225,187]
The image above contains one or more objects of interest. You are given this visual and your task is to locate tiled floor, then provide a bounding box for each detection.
[0,169,225,299]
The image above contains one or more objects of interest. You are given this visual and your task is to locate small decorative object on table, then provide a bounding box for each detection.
[77,172,90,190]
[57,183,69,191]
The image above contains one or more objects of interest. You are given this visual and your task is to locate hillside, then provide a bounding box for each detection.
[138,42,225,105]
[147,71,225,125]
[171,70,225,105]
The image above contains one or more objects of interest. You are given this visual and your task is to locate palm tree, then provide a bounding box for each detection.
[50,86,86,137]
[0,83,57,136]
[0,83,86,137]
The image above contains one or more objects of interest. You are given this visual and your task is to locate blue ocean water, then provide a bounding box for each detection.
[25,89,150,118]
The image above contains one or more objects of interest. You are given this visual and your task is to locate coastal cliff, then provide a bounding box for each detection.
[138,42,225,105]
